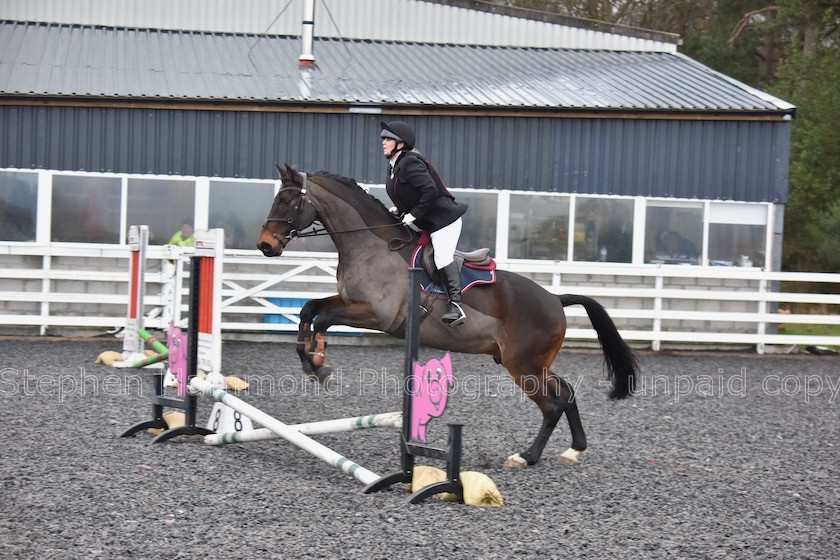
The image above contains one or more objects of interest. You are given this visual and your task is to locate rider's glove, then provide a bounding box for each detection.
[402,213,416,225]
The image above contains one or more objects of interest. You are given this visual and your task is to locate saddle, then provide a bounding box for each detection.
[412,232,496,295]
[422,246,493,280]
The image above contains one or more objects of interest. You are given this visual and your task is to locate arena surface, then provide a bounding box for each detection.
[1,338,838,559]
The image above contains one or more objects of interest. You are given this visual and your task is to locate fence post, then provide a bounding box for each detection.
[652,272,663,351]
[756,277,768,354]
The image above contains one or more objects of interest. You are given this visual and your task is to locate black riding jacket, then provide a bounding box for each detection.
[385,151,468,232]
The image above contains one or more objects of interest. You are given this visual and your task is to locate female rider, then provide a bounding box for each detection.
[380,120,469,326]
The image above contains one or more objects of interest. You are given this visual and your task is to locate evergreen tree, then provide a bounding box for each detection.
[496,0,840,272]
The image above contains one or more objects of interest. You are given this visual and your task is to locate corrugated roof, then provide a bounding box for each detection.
[0,0,680,51]
[0,21,793,113]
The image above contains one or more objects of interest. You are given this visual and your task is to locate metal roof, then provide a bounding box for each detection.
[0,21,793,114]
[0,0,680,51]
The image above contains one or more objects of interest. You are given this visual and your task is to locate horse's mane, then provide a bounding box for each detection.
[311,170,394,217]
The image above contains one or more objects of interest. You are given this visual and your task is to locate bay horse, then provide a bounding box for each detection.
[257,165,638,468]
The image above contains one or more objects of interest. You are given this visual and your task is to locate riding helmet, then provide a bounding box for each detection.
[380,121,415,150]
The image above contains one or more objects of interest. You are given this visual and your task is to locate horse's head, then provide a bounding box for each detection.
[257,164,320,257]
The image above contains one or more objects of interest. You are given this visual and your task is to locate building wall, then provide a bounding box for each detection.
[0,106,791,202]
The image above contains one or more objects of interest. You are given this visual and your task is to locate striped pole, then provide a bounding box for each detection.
[113,225,150,367]
[132,350,169,369]
[189,378,380,485]
[125,225,147,351]
[137,328,169,355]
[204,411,402,446]
[193,229,224,378]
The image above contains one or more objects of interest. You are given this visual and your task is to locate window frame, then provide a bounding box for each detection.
[0,168,777,271]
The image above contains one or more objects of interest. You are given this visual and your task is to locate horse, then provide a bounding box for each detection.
[257,165,638,468]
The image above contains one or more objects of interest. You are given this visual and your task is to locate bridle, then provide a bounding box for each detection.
[261,173,312,248]
[261,172,413,250]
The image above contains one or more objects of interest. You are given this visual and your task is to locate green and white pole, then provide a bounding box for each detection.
[204,411,402,446]
[132,350,169,368]
[137,328,169,355]
[189,377,381,485]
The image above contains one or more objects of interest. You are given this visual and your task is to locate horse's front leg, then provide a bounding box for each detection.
[298,297,381,387]
[296,296,343,385]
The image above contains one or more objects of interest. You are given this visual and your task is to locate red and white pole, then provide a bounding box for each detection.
[193,228,224,380]
[114,225,149,367]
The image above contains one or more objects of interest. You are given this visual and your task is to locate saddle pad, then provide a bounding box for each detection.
[411,245,496,297]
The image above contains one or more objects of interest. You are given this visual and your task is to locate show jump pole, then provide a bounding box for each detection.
[204,411,402,445]
[189,377,381,486]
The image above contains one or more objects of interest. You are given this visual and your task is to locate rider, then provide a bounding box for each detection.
[380,120,469,326]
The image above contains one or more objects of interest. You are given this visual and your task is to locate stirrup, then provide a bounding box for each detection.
[442,302,466,326]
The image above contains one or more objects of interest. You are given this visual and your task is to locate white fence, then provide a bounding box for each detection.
[1,242,839,353]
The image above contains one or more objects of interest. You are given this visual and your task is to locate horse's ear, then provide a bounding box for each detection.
[276,163,294,186]
[283,164,303,186]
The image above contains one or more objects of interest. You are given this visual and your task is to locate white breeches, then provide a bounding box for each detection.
[430,218,462,269]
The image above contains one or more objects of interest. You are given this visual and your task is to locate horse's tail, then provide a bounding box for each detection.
[558,294,638,400]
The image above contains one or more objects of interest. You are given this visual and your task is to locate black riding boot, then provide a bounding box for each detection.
[439,262,466,326]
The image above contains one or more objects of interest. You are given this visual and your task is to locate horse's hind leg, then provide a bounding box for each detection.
[557,384,588,465]
[504,365,587,468]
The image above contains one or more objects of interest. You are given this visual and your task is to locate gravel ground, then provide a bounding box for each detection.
[1,337,838,559]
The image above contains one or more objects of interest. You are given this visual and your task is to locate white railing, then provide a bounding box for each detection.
[1,242,839,353]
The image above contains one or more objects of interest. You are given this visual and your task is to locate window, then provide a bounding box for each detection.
[0,171,37,241]
[126,178,195,246]
[367,186,497,254]
[645,201,702,265]
[209,180,276,250]
[509,193,569,260]
[52,175,121,243]
[709,203,767,267]
[573,197,634,262]
[454,191,497,254]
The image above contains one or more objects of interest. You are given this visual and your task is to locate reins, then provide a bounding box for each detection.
[262,172,415,251]
[273,221,414,251]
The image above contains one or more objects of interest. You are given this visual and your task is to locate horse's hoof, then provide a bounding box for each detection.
[311,351,325,368]
[504,454,527,468]
[558,448,588,466]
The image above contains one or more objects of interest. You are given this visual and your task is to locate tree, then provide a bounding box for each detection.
[496,1,840,271]
[771,36,840,270]
[681,1,840,271]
